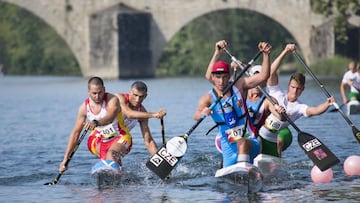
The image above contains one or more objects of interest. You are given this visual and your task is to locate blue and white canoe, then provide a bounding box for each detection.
[91,160,122,187]
[347,100,360,115]
[214,162,263,193]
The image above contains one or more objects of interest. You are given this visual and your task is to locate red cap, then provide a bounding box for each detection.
[211,61,230,73]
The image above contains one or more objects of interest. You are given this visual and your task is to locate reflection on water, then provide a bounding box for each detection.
[0,76,359,202]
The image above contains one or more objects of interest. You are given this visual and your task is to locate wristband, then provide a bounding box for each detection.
[92,120,99,127]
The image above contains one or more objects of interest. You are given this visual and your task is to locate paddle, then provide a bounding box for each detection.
[146,50,262,180]
[161,118,166,145]
[44,129,89,185]
[224,49,340,171]
[294,52,360,144]
[328,103,346,113]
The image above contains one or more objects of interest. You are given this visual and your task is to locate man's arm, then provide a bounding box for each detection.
[205,40,227,82]
[306,96,335,117]
[340,81,348,104]
[96,94,120,126]
[264,97,287,121]
[139,119,158,155]
[116,93,165,119]
[194,94,212,121]
[239,42,271,92]
[59,103,87,172]
[267,43,296,87]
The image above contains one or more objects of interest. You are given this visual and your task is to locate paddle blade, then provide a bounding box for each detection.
[298,132,339,171]
[146,136,187,179]
[44,173,62,185]
[351,126,360,143]
[44,180,57,185]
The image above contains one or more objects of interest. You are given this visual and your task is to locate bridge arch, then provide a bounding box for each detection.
[160,1,332,66]
[2,0,334,79]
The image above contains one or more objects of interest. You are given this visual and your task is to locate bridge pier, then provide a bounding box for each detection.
[88,5,155,79]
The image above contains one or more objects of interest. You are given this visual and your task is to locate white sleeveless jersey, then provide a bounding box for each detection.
[86,99,107,121]
[259,84,308,143]
[85,93,122,139]
[124,117,138,131]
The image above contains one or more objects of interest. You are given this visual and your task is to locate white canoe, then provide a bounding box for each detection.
[347,100,360,115]
[254,154,289,183]
[215,162,263,193]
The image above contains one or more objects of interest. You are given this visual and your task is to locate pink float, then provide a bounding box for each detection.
[311,165,333,183]
[343,155,360,176]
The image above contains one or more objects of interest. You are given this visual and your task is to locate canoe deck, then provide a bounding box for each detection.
[215,162,263,193]
[91,160,122,188]
[254,154,289,183]
[347,101,360,115]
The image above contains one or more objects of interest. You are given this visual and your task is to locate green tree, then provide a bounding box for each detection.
[0,2,80,75]
[157,9,294,77]
[311,0,360,43]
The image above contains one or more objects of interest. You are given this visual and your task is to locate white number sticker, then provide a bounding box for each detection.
[100,123,117,139]
[225,125,247,143]
[264,114,281,132]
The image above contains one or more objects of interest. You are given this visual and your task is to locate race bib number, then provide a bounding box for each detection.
[225,125,248,143]
[264,114,281,133]
[100,123,117,139]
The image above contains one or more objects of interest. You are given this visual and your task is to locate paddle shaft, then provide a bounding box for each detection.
[329,103,346,112]
[294,52,347,119]
[44,129,88,185]
[294,52,360,143]
[161,118,166,144]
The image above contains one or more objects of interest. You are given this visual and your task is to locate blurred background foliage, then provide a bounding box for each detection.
[0,2,80,76]
[311,0,360,43]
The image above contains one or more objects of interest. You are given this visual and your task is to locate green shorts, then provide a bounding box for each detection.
[260,127,293,157]
[348,92,360,101]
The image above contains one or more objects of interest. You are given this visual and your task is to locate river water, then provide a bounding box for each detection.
[0,75,359,203]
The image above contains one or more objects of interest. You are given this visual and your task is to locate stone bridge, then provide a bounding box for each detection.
[2,0,335,79]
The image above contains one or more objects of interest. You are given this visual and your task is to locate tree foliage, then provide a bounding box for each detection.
[311,0,360,43]
[0,2,80,75]
[157,9,294,76]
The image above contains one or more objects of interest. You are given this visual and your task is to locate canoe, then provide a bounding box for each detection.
[254,154,289,183]
[347,100,360,115]
[91,160,122,187]
[214,162,263,193]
